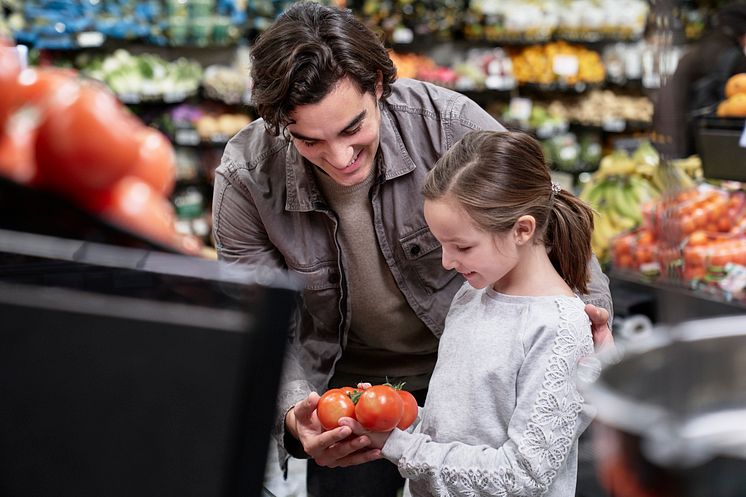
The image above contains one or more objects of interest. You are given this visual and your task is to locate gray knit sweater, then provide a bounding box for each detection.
[381,283,594,497]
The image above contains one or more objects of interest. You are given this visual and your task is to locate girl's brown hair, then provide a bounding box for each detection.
[249,1,397,137]
[423,130,595,294]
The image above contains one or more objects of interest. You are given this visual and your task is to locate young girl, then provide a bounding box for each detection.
[342,130,596,497]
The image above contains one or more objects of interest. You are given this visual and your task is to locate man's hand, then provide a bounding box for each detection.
[585,303,615,353]
[285,392,382,468]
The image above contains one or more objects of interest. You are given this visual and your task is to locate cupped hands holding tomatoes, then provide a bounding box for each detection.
[285,382,420,468]
[285,391,380,468]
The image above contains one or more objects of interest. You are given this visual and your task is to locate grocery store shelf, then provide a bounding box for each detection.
[609,268,746,325]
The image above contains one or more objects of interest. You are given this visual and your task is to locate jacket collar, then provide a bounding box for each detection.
[283,101,416,212]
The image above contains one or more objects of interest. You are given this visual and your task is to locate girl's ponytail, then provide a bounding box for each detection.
[546,189,595,294]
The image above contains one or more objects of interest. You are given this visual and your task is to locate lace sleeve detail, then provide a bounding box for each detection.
[397,299,593,497]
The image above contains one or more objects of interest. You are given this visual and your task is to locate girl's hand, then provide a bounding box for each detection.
[338,416,393,450]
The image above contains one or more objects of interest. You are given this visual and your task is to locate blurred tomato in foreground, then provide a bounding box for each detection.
[0,115,36,184]
[34,81,141,196]
[0,53,197,254]
[85,176,179,248]
[0,44,21,126]
[132,126,177,196]
[15,67,77,108]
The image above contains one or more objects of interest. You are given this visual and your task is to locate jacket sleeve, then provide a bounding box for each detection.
[212,161,313,463]
[381,307,594,497]
[579,255,613,325]
[452,94,507,140]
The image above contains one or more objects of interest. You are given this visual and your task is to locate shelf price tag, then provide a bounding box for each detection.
[552,55,579,78]
[392,27,414,44]
[118,93,140,104]
[175,129,200,146]
[76,31,105,48]
[602,118,626,132]
[740,121,746,149]
[164,91,186,103]
[508,97,532,122]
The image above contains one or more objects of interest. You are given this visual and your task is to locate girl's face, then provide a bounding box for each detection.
[287,76,383,187]
[424,196,521,290]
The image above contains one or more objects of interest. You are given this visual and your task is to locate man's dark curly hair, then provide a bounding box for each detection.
[249,1,397,137]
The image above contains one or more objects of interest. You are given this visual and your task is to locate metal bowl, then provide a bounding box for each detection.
[584,315,746,497]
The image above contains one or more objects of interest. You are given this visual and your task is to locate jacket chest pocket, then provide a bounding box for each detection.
[285,260,341,336]
[399,226,457,292]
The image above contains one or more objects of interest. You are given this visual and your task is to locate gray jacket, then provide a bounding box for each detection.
[212,78,613,460]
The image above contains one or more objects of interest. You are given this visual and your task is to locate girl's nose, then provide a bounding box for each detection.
[441,248,456,270]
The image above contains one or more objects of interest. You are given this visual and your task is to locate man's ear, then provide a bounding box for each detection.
[514,215,536,245]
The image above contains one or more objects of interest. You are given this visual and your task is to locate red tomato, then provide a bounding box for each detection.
[688,231,709,247]
[396,389,418,430]
[34,82,142,198]
[132,127,176,195]
[354,385,403,432]
[15,67,77,110]
[0,115,37,184]
[339,386,359,396]
[0,44,21,126]
[317,389,356,431]
[85,176,179,248]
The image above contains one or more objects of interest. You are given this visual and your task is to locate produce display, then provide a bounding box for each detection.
[463,0,648,43]
[611,185,746,287]
[547,89,653,127]
[510,41,605,87]
[77,49,203,102]
[316,383,418,432]
[10,0,245,49]
[579,141,699,262]
[201,64,249,104]
[0,43,196,253]
[717,73,746,118]
[388,51,458,88]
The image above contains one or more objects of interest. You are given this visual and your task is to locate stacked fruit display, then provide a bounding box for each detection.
[0,42,196,253]
[579,142,670,262]
[388,51,458,88]
[717,73,746,118]
[612,186,746,285]
[510,41,605,87]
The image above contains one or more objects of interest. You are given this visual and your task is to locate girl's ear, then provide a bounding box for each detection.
[514,215,536,245]
[375,71,384,100]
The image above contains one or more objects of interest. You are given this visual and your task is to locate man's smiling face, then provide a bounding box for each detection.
[286,76,383,186]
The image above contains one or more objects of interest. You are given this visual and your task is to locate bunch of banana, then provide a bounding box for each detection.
[581,175,660,262]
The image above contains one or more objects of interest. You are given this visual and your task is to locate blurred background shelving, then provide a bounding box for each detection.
[3,0,746,320]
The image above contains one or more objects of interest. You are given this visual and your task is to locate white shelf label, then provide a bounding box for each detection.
[392,27,414,44]
[175,129,200,146]
[552,55,579,78]
[118,92,140,104]
[508,97,532,122]
[740,122,746,149]
[76,31,105,47]
[164,91,186,103]
[602,118,626,132]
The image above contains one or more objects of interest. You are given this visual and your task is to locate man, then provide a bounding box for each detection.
[212,3,614,496]
[654,0,746,158]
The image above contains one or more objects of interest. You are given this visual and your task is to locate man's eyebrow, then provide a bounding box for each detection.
[288,110,367,142]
